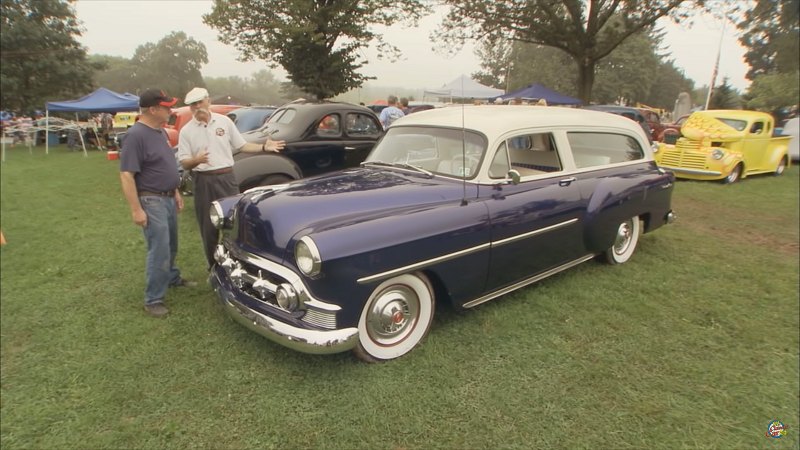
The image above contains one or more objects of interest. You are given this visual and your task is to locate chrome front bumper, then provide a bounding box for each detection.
[658,166,721,176]
[210,266,358,355]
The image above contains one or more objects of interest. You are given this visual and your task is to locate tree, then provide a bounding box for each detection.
[642,60,695,110]
[90,55,138,95]
[743,71,800,112]
[708,77,741,109]
[130,32,208,100]
[0,0,99,113]
[737,0,800,80]
[437,0,699,103]
[203,0,430,100]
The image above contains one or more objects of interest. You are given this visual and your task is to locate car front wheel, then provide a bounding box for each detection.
[723,163,742,184]
[354,273,435,362]
[605,217,641,265]
[775,157,787,176]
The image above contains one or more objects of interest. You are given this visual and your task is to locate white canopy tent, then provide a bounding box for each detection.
[1,118,86,162]
[422,75,504,101]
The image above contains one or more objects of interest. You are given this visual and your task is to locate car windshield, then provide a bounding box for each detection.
[265,108,296,125]
[716,118,747,131]
[366,126,487,179]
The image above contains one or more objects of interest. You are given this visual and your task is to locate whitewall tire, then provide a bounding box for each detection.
[354,273,435,362]
[604,217,641,265]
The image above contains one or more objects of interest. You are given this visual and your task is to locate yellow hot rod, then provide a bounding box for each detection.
[653,110,791,183]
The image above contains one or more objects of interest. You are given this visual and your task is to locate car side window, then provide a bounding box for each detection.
[345,113,380,137]
[505,132,561,176]
[488,142,510,178]
[750,121,765,134]
[317,114,341,137]
[567,132,644,168]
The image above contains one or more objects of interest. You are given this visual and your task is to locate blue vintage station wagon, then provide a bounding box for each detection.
[208,106,676,362]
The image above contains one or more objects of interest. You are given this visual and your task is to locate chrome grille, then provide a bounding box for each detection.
[303,309,338,329]
[660,139,708,170]
[215,245,337,330]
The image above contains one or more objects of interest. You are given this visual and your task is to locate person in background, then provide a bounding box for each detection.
[400,97,411,115]
[177,87,286,268]
[379,95,405,129]
[119,89,195,318]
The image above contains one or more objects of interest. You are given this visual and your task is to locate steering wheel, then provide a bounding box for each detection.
[449,154,481,176]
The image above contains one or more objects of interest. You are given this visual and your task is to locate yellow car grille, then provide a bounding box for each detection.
[660,141,707,170]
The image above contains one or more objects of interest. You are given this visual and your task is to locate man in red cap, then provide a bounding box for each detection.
[120,88,196,318]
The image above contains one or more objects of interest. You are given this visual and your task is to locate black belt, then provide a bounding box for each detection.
[138,190,174,197]
[196,167,233,175]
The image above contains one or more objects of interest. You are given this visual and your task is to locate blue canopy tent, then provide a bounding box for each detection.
[492,83,582,105]
[44,88,139,155]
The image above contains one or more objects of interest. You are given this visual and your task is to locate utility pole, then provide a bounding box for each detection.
[704,14,728,110]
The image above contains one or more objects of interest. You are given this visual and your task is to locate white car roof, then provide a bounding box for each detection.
[391,105,647,140]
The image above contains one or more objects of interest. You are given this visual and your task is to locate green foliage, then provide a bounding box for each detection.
[1,148,798,448]
[737,0,800,80]
[708,77,741,109]
[744,71,800,111]
[130,32,208,101]
[0,0,99,113]
[203,0,430,101]
[438,0,698,103]
[472,27,694,109]
[204,70,288,106]
[89,54,138,95]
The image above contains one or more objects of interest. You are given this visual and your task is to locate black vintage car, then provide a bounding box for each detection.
[236,102,383,189]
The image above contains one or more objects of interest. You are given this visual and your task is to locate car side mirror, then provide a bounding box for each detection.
[507,169,521,185]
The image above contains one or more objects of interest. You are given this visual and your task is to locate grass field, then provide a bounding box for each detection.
[1,146,798,449]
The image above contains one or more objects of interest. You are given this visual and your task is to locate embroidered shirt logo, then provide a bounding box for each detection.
[216,128,225,136]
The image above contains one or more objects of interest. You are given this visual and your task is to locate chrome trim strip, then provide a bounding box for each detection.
[462,254,595,308]
[357,243,491,285]
[659,166,721,176]
[356,218,579,285]
[491,218,578,247]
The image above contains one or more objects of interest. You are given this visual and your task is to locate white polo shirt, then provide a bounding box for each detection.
[177,112,247,172]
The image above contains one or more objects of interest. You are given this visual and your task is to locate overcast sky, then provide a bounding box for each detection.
[73,0,750,94]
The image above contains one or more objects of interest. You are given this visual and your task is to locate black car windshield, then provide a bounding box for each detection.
[366,126,487,179]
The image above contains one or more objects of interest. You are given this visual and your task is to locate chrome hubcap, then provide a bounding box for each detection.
[613,221,633,255]
[366,286,418,344]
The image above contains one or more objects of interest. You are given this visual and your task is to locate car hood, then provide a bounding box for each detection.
[230,168,473,261]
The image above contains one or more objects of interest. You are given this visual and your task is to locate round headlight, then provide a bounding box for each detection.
[295,236,321,277]
[711,148,725,160]
[209,201,224,229]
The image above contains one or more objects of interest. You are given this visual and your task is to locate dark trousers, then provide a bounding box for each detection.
[192,171,238,267]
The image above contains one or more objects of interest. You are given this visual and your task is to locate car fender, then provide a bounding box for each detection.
[581,168,652,252]
[233,153,302,189]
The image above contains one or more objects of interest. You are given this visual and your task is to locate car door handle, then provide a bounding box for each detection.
[558,177,577,186]
[344,146,355,150]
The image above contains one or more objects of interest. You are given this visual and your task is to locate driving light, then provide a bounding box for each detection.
[711,148,725,160]
[295,236,321,277]
[210,201,224,228]
[276,283,300,311]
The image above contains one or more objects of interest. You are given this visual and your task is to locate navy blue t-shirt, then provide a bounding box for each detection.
[119,122,179,192]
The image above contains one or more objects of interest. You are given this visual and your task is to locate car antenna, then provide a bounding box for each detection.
[460,78,468,207]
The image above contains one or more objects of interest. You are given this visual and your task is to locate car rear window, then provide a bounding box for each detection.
[567,132,644,168]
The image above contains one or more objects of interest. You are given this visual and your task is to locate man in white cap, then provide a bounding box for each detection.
[177,87,285,267]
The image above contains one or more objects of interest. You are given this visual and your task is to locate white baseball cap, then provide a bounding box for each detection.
[184,87,209,105]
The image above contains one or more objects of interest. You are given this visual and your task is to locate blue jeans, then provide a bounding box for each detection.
[140,195,182,305]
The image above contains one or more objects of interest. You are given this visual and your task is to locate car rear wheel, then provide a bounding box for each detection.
[723,163,742,184]
[354,273,435,362]
[604,217,641,265]
[774,157,787,176]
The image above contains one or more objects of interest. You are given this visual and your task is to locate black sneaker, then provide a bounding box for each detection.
[144,303,169,317]
[171,278,198,288]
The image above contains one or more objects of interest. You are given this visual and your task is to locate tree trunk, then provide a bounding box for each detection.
[576,58,596,104]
